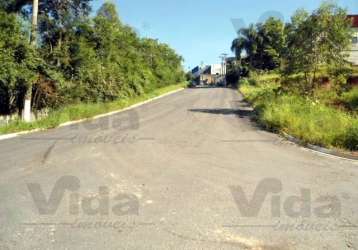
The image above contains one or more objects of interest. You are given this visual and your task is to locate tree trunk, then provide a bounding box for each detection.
[23,0,39,122]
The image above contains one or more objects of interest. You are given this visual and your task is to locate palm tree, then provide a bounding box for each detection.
[231,24,258,66]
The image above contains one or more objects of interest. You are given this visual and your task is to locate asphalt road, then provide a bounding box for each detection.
[0,87,357,250]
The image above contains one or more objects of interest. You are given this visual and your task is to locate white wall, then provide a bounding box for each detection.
[348,28,358,65]
[210,64,226,75]
[348,50,358,65]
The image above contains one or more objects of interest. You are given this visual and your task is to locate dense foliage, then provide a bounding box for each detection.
[0,10,41,114]
[0,1,185,116]
[231,18,285,71]
[240,74,358,150]
[235,2,357,151]
[282,3,352,91]
[231,1,353,93]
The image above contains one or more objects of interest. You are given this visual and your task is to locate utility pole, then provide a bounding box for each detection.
[219,53,228,75]
[219,53,228,86]
[30,0,39,46]
[23,0,39,122]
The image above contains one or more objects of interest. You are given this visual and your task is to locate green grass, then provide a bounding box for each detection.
[240,78,280,103]
[246,72,280,86]
[340,87,358,112]
[0,83,186,135]
[240,77,358,151]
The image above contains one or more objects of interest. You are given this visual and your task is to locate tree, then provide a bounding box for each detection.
[231,24,258,65]
[0,0,31,13]
[0,10,40,115]
[225,58,242,87]
[282,9,310,75]
[283,2,352,93]
[1,0,93,120]
[231,18,285,71]
[256,18,285,70]
[0,1,185,117]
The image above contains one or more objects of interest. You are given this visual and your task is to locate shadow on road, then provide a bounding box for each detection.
[188,108,253,118]
[189,86,225,89]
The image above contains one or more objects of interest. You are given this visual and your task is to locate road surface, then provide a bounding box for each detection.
[0,88,357,250]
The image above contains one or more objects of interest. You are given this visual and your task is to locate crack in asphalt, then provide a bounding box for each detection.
[41,141,57,165]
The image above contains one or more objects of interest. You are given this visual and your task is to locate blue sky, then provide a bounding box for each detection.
[92,0,358,70]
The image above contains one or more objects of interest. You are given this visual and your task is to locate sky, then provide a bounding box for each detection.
[92,0,358,70]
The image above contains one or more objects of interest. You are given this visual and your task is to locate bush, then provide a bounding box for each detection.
[313,88,339,106]
[340,87,358,112]
[338,122,358,151]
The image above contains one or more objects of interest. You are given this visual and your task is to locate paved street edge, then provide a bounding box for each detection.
[0,88,185,142]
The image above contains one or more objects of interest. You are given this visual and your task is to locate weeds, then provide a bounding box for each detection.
[240,76,357,151]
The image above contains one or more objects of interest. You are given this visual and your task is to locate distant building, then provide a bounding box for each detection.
[207,64,226,75]
[348,15,358,65]
[191,64,226,85]
[191,66,202,79]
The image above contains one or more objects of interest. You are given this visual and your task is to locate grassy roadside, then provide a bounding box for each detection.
[0,83,186,135]
[239,74,358,151]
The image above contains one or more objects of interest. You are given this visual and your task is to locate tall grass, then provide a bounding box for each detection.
[340,87,358,112]
[240,79,358,151]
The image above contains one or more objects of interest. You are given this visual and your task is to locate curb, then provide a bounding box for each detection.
[238,91,358,161]
[282,132,358,161]
[0,87,185,142]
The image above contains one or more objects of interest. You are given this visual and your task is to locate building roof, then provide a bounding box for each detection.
[348,15,358,28]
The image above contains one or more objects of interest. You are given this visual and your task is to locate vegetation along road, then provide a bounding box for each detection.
[0,88,357,249]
